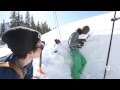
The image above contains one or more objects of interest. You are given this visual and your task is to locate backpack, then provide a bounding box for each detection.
[0,56,24,79]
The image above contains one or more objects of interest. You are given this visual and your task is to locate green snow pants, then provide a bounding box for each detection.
[70,49,87,79]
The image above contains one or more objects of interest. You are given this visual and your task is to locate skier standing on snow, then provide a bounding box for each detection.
[68,26,90,79]
[0,26,44,79]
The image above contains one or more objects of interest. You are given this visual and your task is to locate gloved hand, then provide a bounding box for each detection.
[78,39,84,45]
[33,74,46,79]
[81,39,86,42]
[33,68,46,79]
[77,39,84,48]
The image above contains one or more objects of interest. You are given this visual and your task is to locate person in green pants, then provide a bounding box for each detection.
[70,49,86,79]
[69,26,90,79]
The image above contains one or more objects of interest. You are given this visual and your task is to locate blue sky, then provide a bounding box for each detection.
[0,11,112,29]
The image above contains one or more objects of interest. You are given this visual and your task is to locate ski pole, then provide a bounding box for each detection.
[38,41,45,74]
[103,11,118,79]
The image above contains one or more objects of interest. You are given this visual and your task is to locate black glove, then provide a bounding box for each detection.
[77,45,83,48]
[78,39,84,45]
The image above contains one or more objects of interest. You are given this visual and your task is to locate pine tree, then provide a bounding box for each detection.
[16,11,21,26]
[20,15,24,26]
[41,22,51,34]
[30,16,36,30]
[0,20,6,44]
[10,11,17,28]
[25,11,30,28]
[36,21,42,34]
[0,20,6,37]
[10,11,25,27]
[0,25,1,37]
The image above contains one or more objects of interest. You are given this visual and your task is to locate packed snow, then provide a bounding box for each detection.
[0,11,120,79]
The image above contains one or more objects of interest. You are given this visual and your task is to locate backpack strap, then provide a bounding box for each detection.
[0,61,24,79]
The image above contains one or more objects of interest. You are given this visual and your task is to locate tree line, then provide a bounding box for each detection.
[0,11,51,38]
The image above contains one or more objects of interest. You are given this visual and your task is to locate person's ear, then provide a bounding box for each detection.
[27,51,34,58]
[28,51,33,54]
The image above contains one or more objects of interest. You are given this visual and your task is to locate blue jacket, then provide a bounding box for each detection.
[0,54,33,79]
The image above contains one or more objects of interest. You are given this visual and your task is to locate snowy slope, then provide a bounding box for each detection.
[34,11,120,79]
[0,11,120,79]
[0,44,12,58]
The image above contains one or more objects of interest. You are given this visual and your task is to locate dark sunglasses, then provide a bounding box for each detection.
[38,41,45,50]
